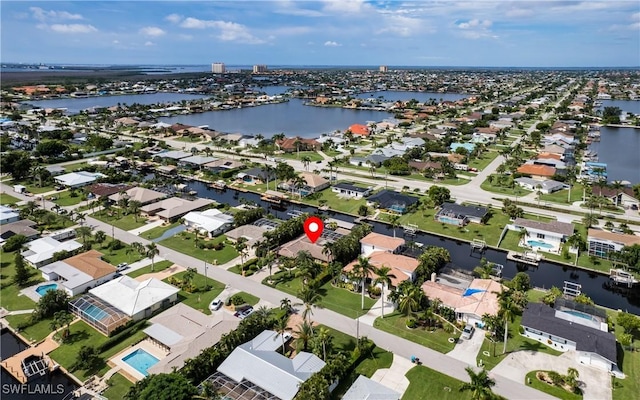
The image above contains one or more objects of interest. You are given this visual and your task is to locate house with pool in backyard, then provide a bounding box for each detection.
[510,218,575,254]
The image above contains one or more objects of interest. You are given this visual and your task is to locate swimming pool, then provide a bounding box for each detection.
[122,349,159,377]
[438,216,462,225]
[35,283,58,296]
[563,310,594,321]
[83,304,108,321]
[527,240,554,249]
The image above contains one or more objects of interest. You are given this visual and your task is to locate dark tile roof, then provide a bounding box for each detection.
[86,183,133,197]
[366,190,418,209]
[521,303,617,364]
[333,182,369,193]
[439,203,488,219]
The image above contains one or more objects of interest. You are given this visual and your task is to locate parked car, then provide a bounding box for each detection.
[116,262,128,272]
[209,298,223,311]
[234,306,254,319]
[461,324,475,340]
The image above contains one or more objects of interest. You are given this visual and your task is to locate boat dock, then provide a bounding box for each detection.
[1,337,60,383]
[507,250,542,266]
[470,239,486,252]
[609,269,639,288]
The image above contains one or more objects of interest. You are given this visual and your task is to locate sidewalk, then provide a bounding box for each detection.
[128,219,164,235]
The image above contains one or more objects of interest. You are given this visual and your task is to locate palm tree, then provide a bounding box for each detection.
[146,242,159,271]
[582,213,598,228]
[94,230,107,248]
[301,156,312,171]
[280,298,292,313]
[389,214,401,238]
[75,226,92,244]
[128,200,142,222]
[234,237,248,273]
[459,367,497,400]
[315,326,332,361]
[565,367,580,390]
[55,311,74,340]
[498,292,519,354]
[355,256,374,310]
[263,165,274,191]
[294,320,314,352]
[566,232,586,265]
[373,266,393,318]
[398,285,422,317]
[274,316,289,354]
[32,165,47,188]
[74,212,86,226]
[297,286,321,323]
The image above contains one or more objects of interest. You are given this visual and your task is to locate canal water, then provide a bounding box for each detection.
[24,93,209,114]
[356,90,469,103]
[598,99,640,115]
[589,126,640,184]
[184,181,640,314]
[0,328,78,400]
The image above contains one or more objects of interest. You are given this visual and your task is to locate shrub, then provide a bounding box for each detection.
[406,319,417,329]
[213,242,224,251]
[230,294,245,306]
[368,286,381,297]
[3,235,27,252]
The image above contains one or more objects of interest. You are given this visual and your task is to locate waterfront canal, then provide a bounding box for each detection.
[590,126,640,184]
[184,180,640,314]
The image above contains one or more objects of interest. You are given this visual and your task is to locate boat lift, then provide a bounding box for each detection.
[563,281,582,297]
[470,239,486,253]
[403,223,418,236]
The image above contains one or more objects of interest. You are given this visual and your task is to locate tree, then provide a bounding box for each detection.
[33,289,70,321]
[582,213,599,228]
[73,345,101,372]
[397,284,423,316]
[373,266,393,318]
[541,286,562,306]
[459,367,497,400]
[0,151,33,180]
[129,200,142,222]
[94,230,107,248]
[354,256,374,310]
[498,292,519,354]
[510,272,531,292]
[274,316,290,354]
[312,326,333,361]
[416,246,451,281]
[294,320,314,352]
[474,258,494,279]
[146,242,159,271]
[75,226,93,244]
[234,237,249,274]
[388,214,401,238]
[3,234,28,252]
[36,140,69,157]
[55,310,74,340]
[125,373,198,400]
[428,185,451,206]
[566,232,586,265]
[13,253,31,287]
[619,244,640,270]
[297,286,321,323]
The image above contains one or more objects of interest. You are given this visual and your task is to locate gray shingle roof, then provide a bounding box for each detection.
[521,303,617,364]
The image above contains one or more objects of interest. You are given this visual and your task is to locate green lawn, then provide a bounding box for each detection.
[476,315,562,371]
[91,210,148,231]
[481,175,534,196]
[323,149,343,157]
[0,250,41,311]
[0,192,21,205]
[164,271,225,315]
[540,184,586,205]
[374,312,458,354]
[50,190,85,206]
[233,291,260,306]
[160,233,239,265]
[103,372,133,400]
[126,260,174,278]
[91,239,145,266]
[468,150,500,171]
[62,162,90,172]
[279,151,325,162]
[4,314,53,343]
[141,221,181,240]
[49,320,148,381]
[525,371,583,400]
[274,277,376,318]
[608,308,640,400]
[402,365,473,400]
[20,182,58,194]
[301,187,370,216]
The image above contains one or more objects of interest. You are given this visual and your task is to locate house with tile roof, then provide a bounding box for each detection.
[516,164,557,180]
[348,123,370,137]
[512,218,574,254]
[108,186,167,205]
[141,197,214,222]
[40,250,117,296]
[275,137,320,153]
[587,229,640,259]
[360,232,405,256]
[344,251,419,288]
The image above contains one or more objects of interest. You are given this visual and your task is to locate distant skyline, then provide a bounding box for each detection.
[1,1,639,67]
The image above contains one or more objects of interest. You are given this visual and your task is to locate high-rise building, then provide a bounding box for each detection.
[379,65,388,73]
[211,63,225,74]
[252,65,267,73]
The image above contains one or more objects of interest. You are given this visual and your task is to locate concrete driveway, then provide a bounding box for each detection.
[370,354,413,396]
[447,327,485,365]
[491,350,612,400]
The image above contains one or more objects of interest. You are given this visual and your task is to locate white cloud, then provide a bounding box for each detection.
[30,7,83,21]
[324,40,341,47]
[274,0,325,17]
[165,14,183,24]
[322,0,369,15]
[456,18,496,40]
[377,15,432,37]
[112,40,119,44]
[457,19,492,29]
[139,26,166,37]
[179,17,264,44]
[144,41,155,46]
[47,24,98,34]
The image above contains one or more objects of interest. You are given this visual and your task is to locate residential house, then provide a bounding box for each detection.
[349,154,389,167]
[348,124,370,137]
[587,229,640,259]
[204,158,245,173]
[0,206,20,225]
[408,160,443,173]
[39,250,118,296]
[54,171,107,188]
[183,209,234,237]
[342,376,400,400]
[236,167,275,184]
[109,187,167,205]
[592,185,639,209]
[156,150,192,162]
[0,219,38,244]
[511,218,574,253]
[449,142,475,153]
[225,224,268,247]
[21,236,83,268]
[178,155,218,170]
[279,172,329,196]
[515,177,568,194]
[421,278,504,327]
[360,233,404,257]
[489,120,513,130]
[521,301,617,372]
[435,203,488,226]
[516,164,557,180]
[144,303,240,375]
[86,183,133,199]
[331,183,372,199]
[141,197,214,222]
[343,251,419,288]
[211,330,325,400]
[366,190,419,214]
[275,137,320,153]
[45,165,66,176]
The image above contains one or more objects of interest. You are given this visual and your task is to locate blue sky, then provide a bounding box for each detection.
[2,1,639,67]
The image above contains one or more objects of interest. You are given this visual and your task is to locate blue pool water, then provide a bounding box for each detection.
[527,240,554,249]
[563,310,594,321]
[122,349,159,376]
[35,283,58,296]
[83,304,108,321]
[438,216,462,225]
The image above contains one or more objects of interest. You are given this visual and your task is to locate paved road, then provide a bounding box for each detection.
[0,183,554,399]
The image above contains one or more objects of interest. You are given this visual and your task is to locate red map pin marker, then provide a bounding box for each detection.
[304,216,324,244]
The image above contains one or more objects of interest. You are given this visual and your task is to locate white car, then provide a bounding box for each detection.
[209,298,223,311]
[116,263,128,272]
[461,324,475,340]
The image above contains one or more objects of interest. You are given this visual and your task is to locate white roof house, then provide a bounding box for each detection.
[0,205,20,225]
[216,330,326,400]
[90,276,179,319]
[342,375,400,400]
[183,209,234,237]
[22,236,82,267]
[54,171,106,188]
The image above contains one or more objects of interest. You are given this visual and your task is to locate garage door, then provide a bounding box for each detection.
[579,353,610,371]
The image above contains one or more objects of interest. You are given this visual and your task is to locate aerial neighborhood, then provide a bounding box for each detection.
[1,8,640,400]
